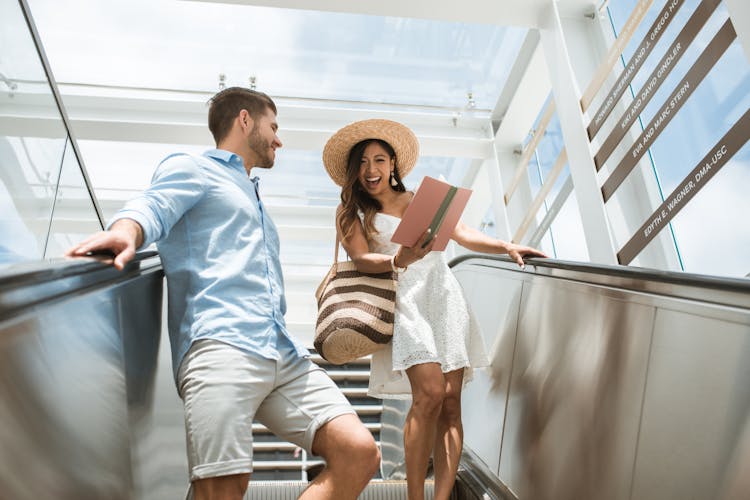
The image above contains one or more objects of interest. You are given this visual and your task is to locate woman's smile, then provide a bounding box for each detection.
[359,142,393,194]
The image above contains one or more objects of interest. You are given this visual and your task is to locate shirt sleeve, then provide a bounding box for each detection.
[107,154,206,248]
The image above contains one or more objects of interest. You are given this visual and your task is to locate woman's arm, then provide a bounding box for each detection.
[337,205,435,273]
[450,221,548,267]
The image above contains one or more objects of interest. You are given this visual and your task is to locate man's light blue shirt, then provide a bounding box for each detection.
[110,149,309,379]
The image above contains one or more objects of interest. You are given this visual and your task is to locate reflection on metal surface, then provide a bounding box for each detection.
[385,255,750,500]
[0,299,130,499]
[379,398,410,479]
[0,256,163,499]
[505,280,653,500]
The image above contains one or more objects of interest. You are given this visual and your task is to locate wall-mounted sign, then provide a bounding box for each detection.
[602,20,737,202]
[581,0,654,112]
[617,107,750,265]
[593,0,721,170]
[588,0,686,140]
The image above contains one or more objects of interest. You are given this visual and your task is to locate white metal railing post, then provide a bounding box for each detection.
[538,1,619,264]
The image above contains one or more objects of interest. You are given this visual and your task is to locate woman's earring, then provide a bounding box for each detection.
[390,171,398,187]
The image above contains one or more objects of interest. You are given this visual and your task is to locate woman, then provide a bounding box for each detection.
[322,119,547,500]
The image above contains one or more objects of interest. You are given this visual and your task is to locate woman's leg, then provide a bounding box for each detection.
[433,368,464,500]
[405,363,446,500]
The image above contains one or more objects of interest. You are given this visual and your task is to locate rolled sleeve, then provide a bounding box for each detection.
[108,154,206,248]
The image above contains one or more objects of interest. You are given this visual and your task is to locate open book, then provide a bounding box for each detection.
[390,176,472,252]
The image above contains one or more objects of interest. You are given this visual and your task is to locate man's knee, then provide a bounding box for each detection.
[348,432,381,477]
[313,414,380,476]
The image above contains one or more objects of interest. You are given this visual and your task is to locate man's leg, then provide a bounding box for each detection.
[179,340,274,500]
[192,474,251,500]
[255,356,379,500]
[300,413,380,499]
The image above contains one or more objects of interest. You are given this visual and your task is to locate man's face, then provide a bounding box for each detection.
[247,108,282,169]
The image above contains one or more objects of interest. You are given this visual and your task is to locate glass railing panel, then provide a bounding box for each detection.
[0,136,64,264]
[548,188,590,261]
[0,0,74,264]
[45,136,102,258]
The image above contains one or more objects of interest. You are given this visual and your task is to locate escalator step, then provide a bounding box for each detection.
[244,479,434,499]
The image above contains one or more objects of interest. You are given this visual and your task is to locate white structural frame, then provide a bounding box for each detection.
[539,2,619,264]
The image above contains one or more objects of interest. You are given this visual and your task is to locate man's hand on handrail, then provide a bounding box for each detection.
[65,219,144,271]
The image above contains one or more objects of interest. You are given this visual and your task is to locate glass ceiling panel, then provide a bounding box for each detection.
[27,0,527,109]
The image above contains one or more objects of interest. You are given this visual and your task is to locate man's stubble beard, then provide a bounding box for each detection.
[248,125,274,169]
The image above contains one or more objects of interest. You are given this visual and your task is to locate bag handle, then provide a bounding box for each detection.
[331,228,346,279]
[334,230,340,264]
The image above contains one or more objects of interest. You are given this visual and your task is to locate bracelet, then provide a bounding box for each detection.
[390,255,407,273]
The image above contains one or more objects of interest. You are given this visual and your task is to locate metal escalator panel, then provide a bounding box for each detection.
[0,253,164,500]
[447,255,750,500]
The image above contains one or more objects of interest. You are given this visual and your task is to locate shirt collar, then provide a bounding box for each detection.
[204,148,246,173]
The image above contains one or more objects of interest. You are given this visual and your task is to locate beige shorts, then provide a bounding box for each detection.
[177,339,355,480]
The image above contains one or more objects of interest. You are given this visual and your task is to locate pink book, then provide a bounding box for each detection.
[391,176,472,251]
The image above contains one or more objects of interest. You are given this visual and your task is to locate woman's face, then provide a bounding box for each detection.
[358,142,395,196]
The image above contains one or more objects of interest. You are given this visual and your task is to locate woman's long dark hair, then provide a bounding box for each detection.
[337,139,406,242]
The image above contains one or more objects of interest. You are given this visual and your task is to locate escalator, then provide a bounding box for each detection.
[1,253,748,499]
[0,253,163,500]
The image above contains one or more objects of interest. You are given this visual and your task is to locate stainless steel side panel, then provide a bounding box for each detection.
[453,266,526,475]
[500,274,654,500]
[377,255,750,499]
[632,308,750,500]
[0,261,162,499]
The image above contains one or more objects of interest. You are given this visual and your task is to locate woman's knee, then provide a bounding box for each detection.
[412,382,446,417]
[440,391,462,424]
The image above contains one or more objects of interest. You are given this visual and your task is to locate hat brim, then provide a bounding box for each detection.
[322,119,419,187]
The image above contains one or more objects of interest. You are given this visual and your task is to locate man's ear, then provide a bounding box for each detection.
[238,109,253,133]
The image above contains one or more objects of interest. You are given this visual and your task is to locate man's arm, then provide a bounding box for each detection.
[65,218,144,270]
[66,154,206,269]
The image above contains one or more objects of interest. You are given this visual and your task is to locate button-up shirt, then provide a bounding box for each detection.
[110,149,309,379]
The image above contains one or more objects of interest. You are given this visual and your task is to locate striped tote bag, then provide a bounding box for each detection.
[314,241,397,365]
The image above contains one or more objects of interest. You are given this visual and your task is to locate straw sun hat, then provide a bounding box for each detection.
[322,119,419,187]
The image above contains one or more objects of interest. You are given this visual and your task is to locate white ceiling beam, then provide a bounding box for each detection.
[493,38,551,152]
[185,0,597,28]
[2,89,495,158]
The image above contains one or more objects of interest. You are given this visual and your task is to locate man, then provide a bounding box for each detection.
[66,87,380,500]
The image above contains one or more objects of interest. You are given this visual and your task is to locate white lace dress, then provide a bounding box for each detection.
[364,212,489,399]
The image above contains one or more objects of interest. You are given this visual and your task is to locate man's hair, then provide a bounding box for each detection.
[207,87,277,144]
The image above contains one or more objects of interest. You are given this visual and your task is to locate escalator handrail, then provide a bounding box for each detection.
[449,254,750,310]
[457,445,518,500]
[0,251,162,321]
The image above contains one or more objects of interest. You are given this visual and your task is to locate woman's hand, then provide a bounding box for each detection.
[394,228,436,268]
[506,243,548,269]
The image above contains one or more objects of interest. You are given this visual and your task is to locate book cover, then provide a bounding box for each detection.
[390,176,472,251]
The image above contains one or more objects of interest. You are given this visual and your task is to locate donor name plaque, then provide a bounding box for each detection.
[618,108,750,265]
